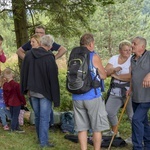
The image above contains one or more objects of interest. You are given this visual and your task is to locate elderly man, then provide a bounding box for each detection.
[127,36,150,150]
[21,35,60,148]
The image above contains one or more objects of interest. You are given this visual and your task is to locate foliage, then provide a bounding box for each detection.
[56,70,73,112]
[90,0,146,58]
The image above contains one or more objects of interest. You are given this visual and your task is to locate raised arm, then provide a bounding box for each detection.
[93,53,107,79]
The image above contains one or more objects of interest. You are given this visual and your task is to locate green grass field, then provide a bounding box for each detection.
[0,112,133,150]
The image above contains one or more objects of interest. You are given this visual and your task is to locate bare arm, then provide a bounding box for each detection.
[16,47,25,60]
[55,46,67,60]
[105,63,122,77]
[111,73,131,82]
[93,54,107,79]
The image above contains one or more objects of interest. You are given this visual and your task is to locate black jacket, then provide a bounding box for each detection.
[21,47,60,107]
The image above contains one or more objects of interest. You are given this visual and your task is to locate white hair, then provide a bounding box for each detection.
[40,34,54,47]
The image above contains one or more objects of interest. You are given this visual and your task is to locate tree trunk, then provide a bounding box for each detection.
[12,0,28,72]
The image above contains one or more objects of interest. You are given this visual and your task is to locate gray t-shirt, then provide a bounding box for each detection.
[30,91,44,98]
[131,50,150,103]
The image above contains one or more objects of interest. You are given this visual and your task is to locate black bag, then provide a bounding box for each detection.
[64,134,78,143]
[66,46,102,94]
[64,134,127,148]
[66,46,92,94]
[88,136,127,147]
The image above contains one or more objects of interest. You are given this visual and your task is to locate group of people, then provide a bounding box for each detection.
[0,25,150,150]
[70,35,150,150]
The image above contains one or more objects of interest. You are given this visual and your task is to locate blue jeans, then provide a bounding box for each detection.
[49,109,54,126]
[10,105,21,130]
[30,97,52,147]
[132,102,150,150]
[0,106,11,126]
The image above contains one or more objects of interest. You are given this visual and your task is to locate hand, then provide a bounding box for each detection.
[126,89,132,97]
[143,73,150,88]
[111,73,119,80]
[6,107,10,110]
[114,66,122,73]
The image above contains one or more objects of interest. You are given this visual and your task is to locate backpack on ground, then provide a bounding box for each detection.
[66,46,102,94]
[60,111,75,134]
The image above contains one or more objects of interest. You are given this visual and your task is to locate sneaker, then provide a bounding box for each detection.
[125,137,132,145]
[102,130,120,137]
[3,125,9,131]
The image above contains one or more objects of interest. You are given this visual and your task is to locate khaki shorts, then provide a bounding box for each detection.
[73,97,109,132]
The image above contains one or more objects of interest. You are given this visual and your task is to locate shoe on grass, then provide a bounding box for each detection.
[3,125,9,131]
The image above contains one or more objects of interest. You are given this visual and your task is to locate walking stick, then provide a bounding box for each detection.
[107,96,130,150]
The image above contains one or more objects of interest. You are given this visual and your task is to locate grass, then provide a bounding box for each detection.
[0,112,133,150]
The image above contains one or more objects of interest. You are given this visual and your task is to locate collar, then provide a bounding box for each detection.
[132,50,147,61]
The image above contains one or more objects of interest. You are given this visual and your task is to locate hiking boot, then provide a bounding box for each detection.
[3,125,9,131]
[102,130,120,137]
[125,137,132,145]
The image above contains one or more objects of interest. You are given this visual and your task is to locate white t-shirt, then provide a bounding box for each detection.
[108,54,131,96]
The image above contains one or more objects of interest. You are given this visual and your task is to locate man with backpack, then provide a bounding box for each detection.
[67,33,109,150]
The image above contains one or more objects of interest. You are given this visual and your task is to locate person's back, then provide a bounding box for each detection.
[71,33,109,150]
[21,34,60,148]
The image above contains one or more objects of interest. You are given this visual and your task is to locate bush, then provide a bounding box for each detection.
[56,70,73,111]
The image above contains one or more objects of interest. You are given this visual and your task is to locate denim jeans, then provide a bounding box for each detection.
[30,97,52,147]
[132,102,150,150]
[0,106,11,126]
[49,109,54,126]
[10,105,21,130]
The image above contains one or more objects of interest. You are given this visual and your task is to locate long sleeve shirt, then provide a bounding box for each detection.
[3,80,26,107]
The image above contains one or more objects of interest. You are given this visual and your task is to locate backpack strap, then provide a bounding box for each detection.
[89,52,104,95]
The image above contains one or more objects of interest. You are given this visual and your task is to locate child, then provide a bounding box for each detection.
[2,68,26,133]
[0,75,10,130]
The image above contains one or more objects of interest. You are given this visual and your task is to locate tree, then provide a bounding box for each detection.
[88,0,147,57]
[0,0,117,69]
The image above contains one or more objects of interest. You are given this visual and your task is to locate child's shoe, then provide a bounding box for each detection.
[3,125,9,131]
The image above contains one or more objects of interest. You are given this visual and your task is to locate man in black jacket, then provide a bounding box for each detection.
[21,34,60,148]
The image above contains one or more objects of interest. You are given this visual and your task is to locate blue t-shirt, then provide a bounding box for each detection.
[22,41,61,51]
